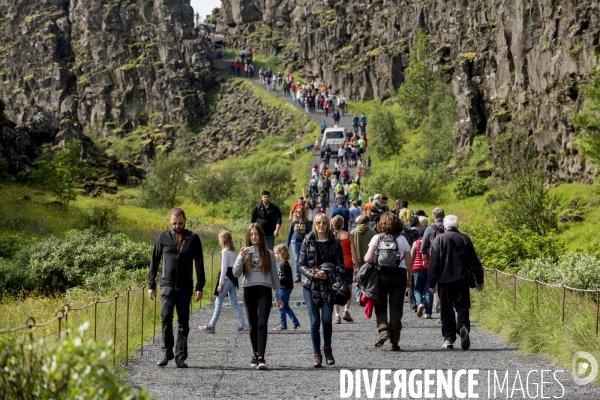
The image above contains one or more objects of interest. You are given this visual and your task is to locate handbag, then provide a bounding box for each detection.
[447,234,477,289]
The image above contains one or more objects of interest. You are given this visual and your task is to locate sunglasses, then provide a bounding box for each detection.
[315,221,327,226]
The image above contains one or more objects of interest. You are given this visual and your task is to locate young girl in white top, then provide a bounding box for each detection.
[202,231,247,333]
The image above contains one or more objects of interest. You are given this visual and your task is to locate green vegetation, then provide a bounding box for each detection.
[139,153,190,209]
[76,197,120,234]
[572,68,600,163]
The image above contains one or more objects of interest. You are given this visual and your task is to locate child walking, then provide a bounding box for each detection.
[273,244,301,331]
[202,231,247,333]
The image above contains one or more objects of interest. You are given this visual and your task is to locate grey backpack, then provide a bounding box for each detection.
[375,234,402,268]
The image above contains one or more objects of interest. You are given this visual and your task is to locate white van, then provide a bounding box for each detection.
[320,127,345,158]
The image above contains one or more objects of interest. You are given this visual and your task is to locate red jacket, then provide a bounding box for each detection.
[412,238,429,273]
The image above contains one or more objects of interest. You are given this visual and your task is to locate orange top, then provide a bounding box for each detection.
[364,202,372,213]
[340,236,353,268]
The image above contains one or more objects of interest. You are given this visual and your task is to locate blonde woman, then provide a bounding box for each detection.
[233,224,283,370]
[298,214,344,367]
[202,231,247,334]
[331,215,359,324]
[286,206,312,282]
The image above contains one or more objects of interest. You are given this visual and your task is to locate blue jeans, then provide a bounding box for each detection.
[413,270,433,315]
[265,236,275,251]
[291,241,302,279]
[279,289,300,327]
[303,287,333,354]
[209,278,246,327]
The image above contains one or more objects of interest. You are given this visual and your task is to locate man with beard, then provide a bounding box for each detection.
[148,208,205,368]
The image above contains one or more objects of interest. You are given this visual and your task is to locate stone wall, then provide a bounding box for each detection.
[217,0,600,184]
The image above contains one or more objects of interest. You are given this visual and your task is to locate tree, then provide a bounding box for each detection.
[572,68,600,164]
[139,153,190,209]
[35,139,91,207]
[369,108,404,159]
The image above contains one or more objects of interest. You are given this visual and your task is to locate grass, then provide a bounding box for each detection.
[471,269,600,383]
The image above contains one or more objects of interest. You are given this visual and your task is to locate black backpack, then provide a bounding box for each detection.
[433,223,445,237]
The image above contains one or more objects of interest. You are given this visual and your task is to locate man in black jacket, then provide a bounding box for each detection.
[148,208,205,368]
[428,215,484,351]
[251,190,282,250]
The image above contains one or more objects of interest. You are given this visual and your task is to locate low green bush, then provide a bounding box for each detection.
[462,223,564,272]
[1,230,152,293]
[520,252,600,289]
[453,175,489,199]
[76,198,120,234]
[361,161,437,202]
[0,232,29,258]
[0,323,149,399]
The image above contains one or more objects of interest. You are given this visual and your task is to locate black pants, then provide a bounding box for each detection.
[374,271,407,343]
[438,282,470,342]
[160,287,192,359]
[243,285,272,358]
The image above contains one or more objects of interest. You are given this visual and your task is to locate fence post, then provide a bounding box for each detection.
[495,270,498,291]
[125,287,131,367]
[55,309,63,340]
[596,288,599,335]
[93,296,98,340]
[141,285,145,356]
[561,284,566,323]
[513,274,517,310]
[62,304,70,338]
[535,280,539,310]
[112,292,119,367]
[25,317,35,374]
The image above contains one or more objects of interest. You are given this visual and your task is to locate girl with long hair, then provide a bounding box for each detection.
[331,215,358,324]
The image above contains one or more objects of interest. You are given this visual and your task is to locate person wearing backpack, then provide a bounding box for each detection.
[298,214,345,367]
[420,207,445,265]
[363,212,413,351]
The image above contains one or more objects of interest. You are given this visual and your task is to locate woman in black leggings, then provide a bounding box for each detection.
[233,223,283,370]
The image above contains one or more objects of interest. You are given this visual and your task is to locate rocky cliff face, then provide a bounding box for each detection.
[217,0,600,184]
[0,0,215,189]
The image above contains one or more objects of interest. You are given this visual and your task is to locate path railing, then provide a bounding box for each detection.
[483,266,600,334]
[0,229,292,365]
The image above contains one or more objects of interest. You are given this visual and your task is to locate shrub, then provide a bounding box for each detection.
[76,198,119,234]
[461,223,564,272]
[454,175,489,199]
[361,160,437,202]
[4,230,152,293]
[0,323,149,399]
[139,153,190,209]
[0,232,29,258]
[369,108,404,159]
[520,252,600,289]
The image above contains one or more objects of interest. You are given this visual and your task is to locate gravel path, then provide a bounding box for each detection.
[126,294,599,399]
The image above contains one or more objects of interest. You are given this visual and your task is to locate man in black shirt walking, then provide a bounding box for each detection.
[148,208,205,368]
[251,190,282,250]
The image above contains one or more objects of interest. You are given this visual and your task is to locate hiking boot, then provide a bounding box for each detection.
[374,330,389,347]
[323,346,335,365]
[157,351,174,367]
[442,339,454,349]
[424,314,432,319]
[201,324,215,334]
[257,358,267,370]
[273,324,287,331]
[293,324,301,330]
[389,341,400,351]
[460,326,470,350]
[250,354,258,367]
[175,355,188,368]
[238,325,248,333]
[342,310,353,322]
[313,354,323,368]
[333,315,342,324]
[416,304,425,317]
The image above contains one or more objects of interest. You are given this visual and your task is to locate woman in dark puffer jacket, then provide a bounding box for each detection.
[298,213,345,368]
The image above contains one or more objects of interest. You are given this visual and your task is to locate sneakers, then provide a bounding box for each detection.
[323,346,335,365]
[273,325,287,330]
[313,354,323,368]
[294,277,301,283]
[333,315,342,324]
[156,351,174,367]
[342,310,353,322]
[293,324,301,330]
[374,330,389,347]
[250,354,258,367]
[238,325,248,333]
[202,324,215,334]
[175,355,188,368]
[257,358,267,370]
[416,304,425,317]
[389,341,400,352]
[442,338,454,349]
[460,326,470,350]
[424,314,432,319]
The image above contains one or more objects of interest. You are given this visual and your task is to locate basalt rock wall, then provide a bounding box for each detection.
[217,0,600,184]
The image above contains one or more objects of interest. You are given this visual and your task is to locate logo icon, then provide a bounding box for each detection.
[572,351,598,385]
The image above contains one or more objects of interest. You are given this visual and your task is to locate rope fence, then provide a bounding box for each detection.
[483,266,600,334]
[0,223,292,366]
